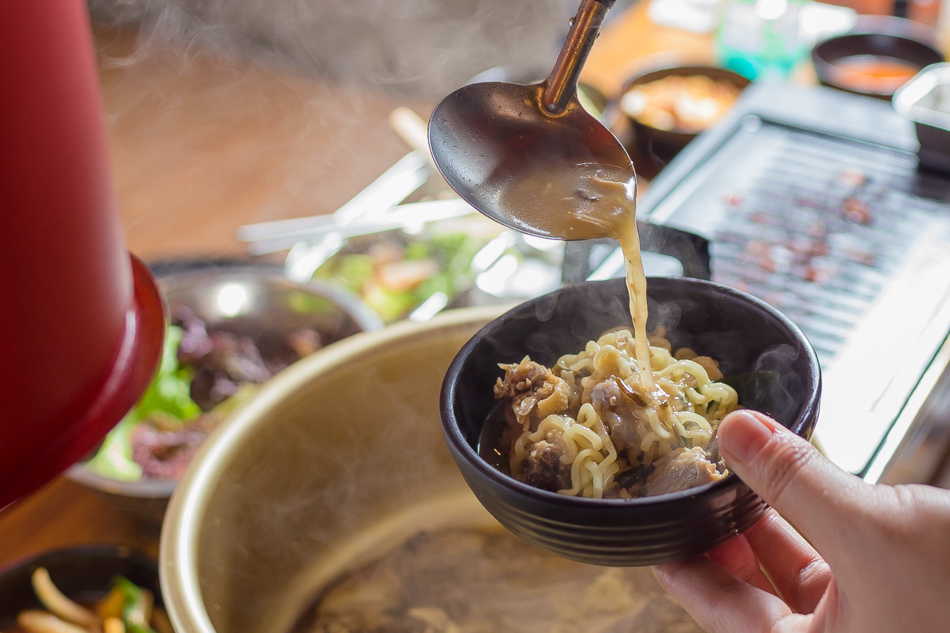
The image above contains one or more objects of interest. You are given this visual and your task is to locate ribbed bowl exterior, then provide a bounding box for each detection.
[441,277,821,566]
[456,460,769,566]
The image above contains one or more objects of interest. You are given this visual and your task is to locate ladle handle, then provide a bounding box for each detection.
[543,0,616,114]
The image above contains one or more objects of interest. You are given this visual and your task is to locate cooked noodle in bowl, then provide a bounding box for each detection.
[496,326,739,500]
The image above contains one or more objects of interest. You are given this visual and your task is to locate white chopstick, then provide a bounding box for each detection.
[237,150,429,244]
[249,198,476,256]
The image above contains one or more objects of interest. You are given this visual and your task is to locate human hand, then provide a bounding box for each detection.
[653,409,950,633]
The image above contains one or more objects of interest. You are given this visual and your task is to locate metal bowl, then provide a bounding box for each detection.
[440,277,822,566]
[160,308,499,633]
[67,262,382,528]
[893,62,950,174]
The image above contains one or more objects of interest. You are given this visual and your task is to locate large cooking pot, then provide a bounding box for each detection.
[160,307,702,633]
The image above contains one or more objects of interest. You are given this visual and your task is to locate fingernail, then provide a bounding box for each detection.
[719,410,776,465]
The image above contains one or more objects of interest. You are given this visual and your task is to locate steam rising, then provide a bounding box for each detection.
[89,0,575,97]
[86,0,582,258]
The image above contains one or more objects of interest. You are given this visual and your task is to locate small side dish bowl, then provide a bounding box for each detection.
[811,18,944,100]
[0,545,161,627]
[440,276,821,566]
[619,65,750,162]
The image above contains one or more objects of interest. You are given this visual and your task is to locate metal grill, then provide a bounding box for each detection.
[710,129,950,365]
[596,84,950,481]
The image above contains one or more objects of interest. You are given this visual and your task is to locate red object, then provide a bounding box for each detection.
[0,0,165,508]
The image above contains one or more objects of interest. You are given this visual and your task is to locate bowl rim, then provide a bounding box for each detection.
[440,276,822,508]
[0,543,158,577]
[812,31,945,62]
[810,31,945,97]
[154,262,384,333]
[65,463,178,496]
[621,63,753,88]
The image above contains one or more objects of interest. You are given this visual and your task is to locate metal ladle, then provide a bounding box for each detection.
[428,0,633,241]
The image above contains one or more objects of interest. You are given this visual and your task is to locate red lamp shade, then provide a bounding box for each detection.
[0,0,165,508]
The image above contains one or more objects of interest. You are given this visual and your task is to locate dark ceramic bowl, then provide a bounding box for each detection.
[812,18,944,100]
[0,545,161,627]
[619,65,750,163]
[440,277,821,566]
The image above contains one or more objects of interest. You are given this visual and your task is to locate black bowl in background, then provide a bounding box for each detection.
[0,545,161,627]
[619,65,750,164]
[440,277,821,566]
[811,18,944,100]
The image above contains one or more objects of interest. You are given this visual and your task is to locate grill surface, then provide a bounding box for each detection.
[595,83,950,477]
[710,125,950,365]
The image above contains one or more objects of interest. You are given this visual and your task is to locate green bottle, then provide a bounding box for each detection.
[716,0,806,81]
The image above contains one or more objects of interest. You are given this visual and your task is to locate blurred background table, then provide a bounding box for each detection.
[2,0,943,569]
[0,0,738,567]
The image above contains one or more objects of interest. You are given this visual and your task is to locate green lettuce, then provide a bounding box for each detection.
[85,325,200,481]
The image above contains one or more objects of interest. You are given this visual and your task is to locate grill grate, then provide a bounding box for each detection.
[691,127,950,367]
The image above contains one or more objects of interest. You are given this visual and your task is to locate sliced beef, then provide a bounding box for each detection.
[494,357,570,430]
[175,306,295,410]
[588,378,651,452]
[643,447,724,496]
[519,439,571,492]
[131,414,220,480]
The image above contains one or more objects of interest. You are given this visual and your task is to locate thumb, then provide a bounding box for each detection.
[718,409,868,554]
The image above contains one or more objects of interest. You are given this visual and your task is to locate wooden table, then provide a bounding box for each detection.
[0,1,722,568]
